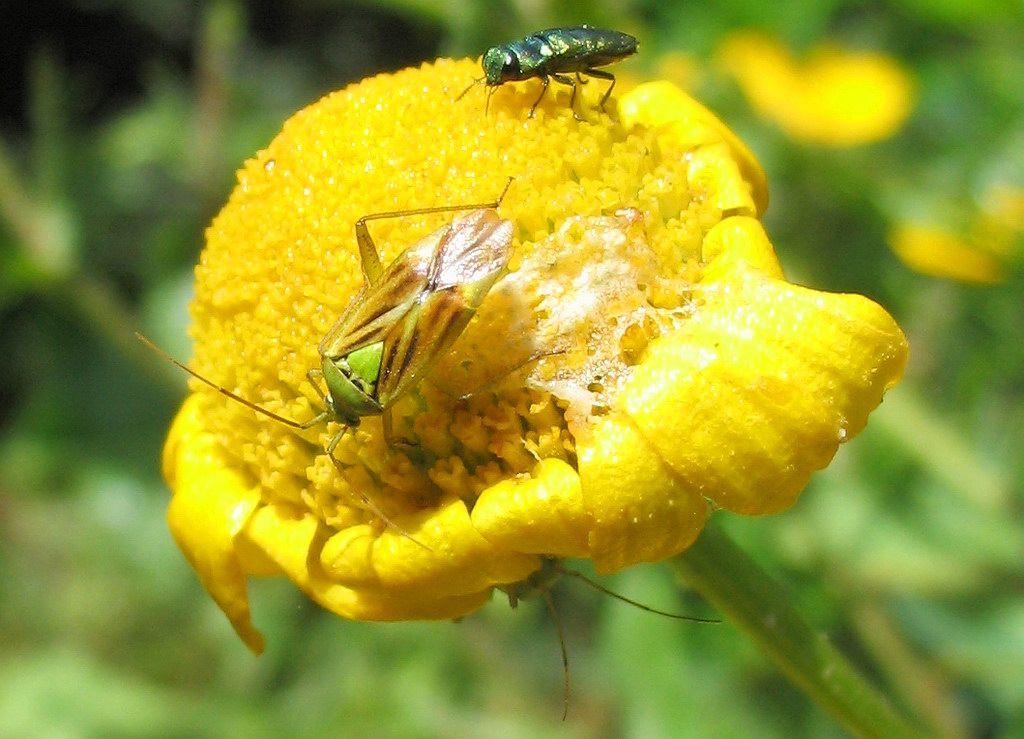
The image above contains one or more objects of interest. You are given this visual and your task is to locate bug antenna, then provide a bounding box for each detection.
[556,564,721,623]
[136,332,313,430]
[455,76,484,102]
[540,589,571,721]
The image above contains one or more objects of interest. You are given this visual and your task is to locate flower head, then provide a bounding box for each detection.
[163,59,908,652]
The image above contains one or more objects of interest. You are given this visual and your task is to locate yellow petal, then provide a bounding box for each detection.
[577,415,710,574]
[889,223,1006,284]
[620,268,908,515]
[164,396,266,653]
[472,458,591,557]
[242,502,501,621]
[718,32,914,146]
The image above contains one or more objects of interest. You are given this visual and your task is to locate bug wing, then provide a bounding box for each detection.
[318,231,440,359]
[428,209,514,299]
[376,209,514,406]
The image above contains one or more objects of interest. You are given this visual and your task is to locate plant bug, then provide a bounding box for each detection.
[457,26,638,120]
[139,179,515,534]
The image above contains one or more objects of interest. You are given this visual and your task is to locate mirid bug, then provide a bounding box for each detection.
[457,26,638,119]
[139,180,515,532]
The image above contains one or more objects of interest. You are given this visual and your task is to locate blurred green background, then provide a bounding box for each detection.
[1,1,1022,737]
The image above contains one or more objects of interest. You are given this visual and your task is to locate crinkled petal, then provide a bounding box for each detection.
[242,502,513,620]
[164,396,266,653]
[317,494,540,598]
[617,224,909,516]
[701,216,784,280]
[578,416,711,574]
[620,81,769,216]
[472,458,591,558]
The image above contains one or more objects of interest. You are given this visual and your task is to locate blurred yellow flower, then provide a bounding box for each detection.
[653,51,703,93]
[717,31,914,146]
[888,183,1024,284]
[888,223,1006,284]
[162,60,908,652]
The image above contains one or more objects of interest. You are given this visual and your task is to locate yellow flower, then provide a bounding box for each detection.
[888,184,1024,284]
[717,32,914,146]
[888,223,1007,284]
[163,60,908,652]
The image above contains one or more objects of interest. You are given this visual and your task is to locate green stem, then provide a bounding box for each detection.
[670,521,929,739]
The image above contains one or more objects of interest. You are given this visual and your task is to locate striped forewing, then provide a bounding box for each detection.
[375,209,513,406]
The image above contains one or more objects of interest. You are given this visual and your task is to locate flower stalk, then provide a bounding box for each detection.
[672,520,930,739]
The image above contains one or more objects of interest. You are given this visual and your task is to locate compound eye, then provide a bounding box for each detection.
[503,51,520,75]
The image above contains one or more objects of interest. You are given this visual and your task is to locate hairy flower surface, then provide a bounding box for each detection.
[163,59,908,652]
[717,32,914,146]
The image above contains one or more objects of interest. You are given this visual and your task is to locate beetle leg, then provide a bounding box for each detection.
[583,68,616,112]
[552,73,582,120]
[485,84,495,116]
[529,74,550,117]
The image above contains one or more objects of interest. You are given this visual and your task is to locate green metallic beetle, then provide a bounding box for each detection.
[458,26,639,119]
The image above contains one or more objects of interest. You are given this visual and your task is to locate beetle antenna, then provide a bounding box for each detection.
[455,76,484,102]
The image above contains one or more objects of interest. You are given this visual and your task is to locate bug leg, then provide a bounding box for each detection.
[381,408,417,450]
[450,347,566,402]
[324,428,431,551]
[352,176,512,284]
[353,217,386,286]
[323,446,428,548]
[305,368,329,406]
[135,331,326,431]
[583,68,616,112]
[552,73,582,120]
[540,589,572,721]
[529,75,550,117]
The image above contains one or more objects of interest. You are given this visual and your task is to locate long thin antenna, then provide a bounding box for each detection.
[541,590,571,721]
[136,332,316,429]
[455,76,485,102]
[557,565,721,623]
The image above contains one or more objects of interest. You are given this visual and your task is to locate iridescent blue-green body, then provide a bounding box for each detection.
[474,26,639,118]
